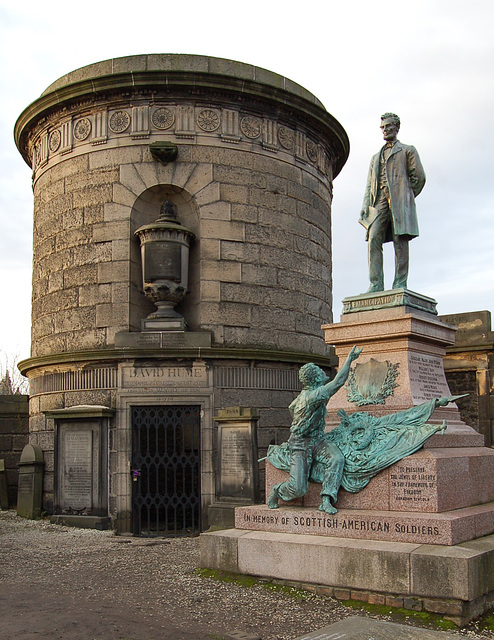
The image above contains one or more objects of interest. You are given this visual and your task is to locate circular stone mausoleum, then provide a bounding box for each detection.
[15,54,349,534]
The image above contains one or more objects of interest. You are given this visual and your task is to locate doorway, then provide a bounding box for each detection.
[131,405,201,537]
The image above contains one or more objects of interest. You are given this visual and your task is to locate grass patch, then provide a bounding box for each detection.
[341,599,457,630]
[474,614,494,632]
[195,568,311,600]
[195,568,257,588]
[262,582,311,600]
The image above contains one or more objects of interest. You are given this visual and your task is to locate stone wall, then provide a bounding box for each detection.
[441,310,494,445]
[30,146,334,358]
[0,395,29,505]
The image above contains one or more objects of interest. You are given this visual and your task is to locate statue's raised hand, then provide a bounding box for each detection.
[348,346,363,362]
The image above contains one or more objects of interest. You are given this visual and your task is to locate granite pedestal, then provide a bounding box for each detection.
[200,292,494,624]
[322,290,478,439]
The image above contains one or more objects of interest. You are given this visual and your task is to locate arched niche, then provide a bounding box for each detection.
[130,185,200,332]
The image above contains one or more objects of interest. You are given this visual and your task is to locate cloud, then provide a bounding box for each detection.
[1,0,493,358]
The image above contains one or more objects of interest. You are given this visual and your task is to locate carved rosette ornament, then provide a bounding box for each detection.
[151,107,174,130]
[22,97,340,186]
[306,139,318,163]
[240,116,261,139]
[278,126,294,150]
[197,109,220,132]
[73,118,91,141]
[49,130,61,153]
[109,110,130,133]
[346,358,400,406]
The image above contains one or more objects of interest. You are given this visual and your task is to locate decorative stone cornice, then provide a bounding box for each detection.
[18,344,337,378]
[15,54,349,180]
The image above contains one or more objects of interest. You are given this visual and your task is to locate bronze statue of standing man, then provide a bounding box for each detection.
[359,113,426,293]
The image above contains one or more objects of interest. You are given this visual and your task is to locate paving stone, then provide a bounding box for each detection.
[294,616,456,639]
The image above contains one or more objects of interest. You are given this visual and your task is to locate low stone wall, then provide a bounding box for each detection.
[441,310,494,445]
[0,395,29,506]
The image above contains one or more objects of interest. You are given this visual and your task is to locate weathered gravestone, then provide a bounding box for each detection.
[17,444,44,519]
[208,407,260,529]
[0,459,8,509]
[45,406,112,529]
[295,616,455,639]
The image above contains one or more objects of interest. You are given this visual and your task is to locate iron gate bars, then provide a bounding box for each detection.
[131,405,200,537]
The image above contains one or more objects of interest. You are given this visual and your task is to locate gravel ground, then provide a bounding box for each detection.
[1,510,494,640]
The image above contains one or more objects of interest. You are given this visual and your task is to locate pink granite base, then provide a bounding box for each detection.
[321,304,484,449]
[266,446,494,514]
[235,502,494,545]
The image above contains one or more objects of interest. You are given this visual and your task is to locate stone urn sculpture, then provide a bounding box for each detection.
[135,201,195,331]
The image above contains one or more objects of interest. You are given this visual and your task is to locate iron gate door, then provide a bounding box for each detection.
[131,405,201,537]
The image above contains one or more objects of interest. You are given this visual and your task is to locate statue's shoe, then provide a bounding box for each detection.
[365,284,384,293]
[267,486,279,509]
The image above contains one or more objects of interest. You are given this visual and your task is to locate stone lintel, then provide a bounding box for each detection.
[44,405,115,419]
[214,407,259,422]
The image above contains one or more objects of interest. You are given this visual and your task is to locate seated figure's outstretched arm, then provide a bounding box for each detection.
[436,394,468,407]
[325,346,362,397]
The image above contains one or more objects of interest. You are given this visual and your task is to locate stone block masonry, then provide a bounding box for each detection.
[0,396,29,506]
[16,54,348,530]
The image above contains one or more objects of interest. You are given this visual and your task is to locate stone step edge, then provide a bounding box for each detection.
[261,578,493,627]
[235,502,494,546]
[200,529,494,625]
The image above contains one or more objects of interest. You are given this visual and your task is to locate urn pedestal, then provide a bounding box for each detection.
[135,201,195,332]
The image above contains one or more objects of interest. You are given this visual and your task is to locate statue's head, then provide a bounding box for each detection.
[380,112,400,142]
[299,363,329,389]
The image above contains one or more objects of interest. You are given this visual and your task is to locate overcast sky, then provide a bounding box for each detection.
[1,0,493,363]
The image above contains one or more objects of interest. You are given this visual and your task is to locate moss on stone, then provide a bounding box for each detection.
[340,599,458,630]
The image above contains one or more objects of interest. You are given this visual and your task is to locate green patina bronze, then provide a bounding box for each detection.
[267,346,362,514]
[358,113,426,293]
[267,350,462,514]
[346,358,400,406]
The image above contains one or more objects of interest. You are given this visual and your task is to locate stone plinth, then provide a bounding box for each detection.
[266,446,494,513]
[200,293,494,621]
[235,502,494,546]
[200,528,494,625]
[322,293,482,448]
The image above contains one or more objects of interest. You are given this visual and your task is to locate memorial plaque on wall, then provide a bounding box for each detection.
[61,429,94,510]
[215,409,260,503]
[57,420,106,515]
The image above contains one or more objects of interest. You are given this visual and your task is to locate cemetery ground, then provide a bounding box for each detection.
[1,510,494,640]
